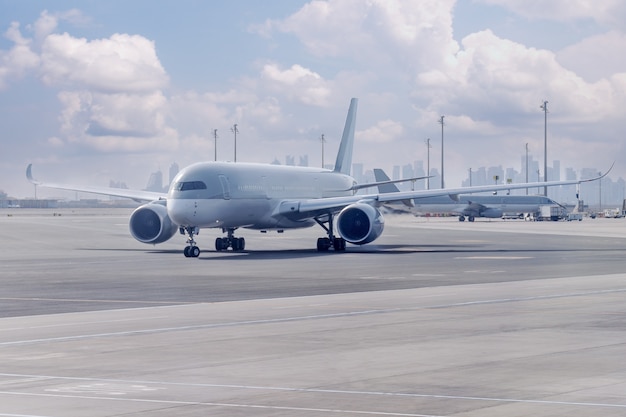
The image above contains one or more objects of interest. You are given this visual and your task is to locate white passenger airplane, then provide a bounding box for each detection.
[27,98,607,257]
[373,168,564,221]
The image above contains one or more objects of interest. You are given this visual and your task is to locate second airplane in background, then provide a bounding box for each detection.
[373,169,563,221]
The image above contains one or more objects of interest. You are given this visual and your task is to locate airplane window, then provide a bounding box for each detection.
[174,181,207,191]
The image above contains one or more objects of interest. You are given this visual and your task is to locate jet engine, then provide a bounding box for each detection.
[336,203,384,245]
[129,201,178,244]
[481,208,503,218]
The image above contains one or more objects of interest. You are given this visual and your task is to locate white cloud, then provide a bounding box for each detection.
[57,90,178,152]
[269,0,458,72]
[358,119,404,143]
[260,63,331,106]
[0,22,40,89]
[0,10,179,155]
[558,31,626,82]
[40,33,168,92]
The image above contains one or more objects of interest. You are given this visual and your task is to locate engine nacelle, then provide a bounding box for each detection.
[129,201,178,244]
[481,207,503,218]
[336,203,385,245]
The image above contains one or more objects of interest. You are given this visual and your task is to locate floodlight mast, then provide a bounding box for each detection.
[231,124,239,162]
[438,115,445,188]
[540,100,548,196]
[525,142,529,195]
[425,138,431,189]
[213,129,218,161]
[320,134,326,168]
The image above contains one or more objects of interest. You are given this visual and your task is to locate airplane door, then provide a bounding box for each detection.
[218,175,231,200]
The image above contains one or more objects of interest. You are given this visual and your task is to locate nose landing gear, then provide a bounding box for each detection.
[181,226,201,258]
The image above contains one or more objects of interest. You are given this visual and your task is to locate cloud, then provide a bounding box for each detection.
[0,22,40,89]
[0,10,178,155]
[55,90,178,152]
[260,63,331,106]
[267,0,458,73]
[40,33,168,92]
[558,31,626,82]
[358,119,404,143]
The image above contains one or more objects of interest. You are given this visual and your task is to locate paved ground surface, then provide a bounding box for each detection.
[1,208,626,416]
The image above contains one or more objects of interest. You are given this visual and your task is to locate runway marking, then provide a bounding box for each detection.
[358,276,408,280]
[2,288,626,347]
[411,273,445,277]
[1,373,626,412]
[0,297,193,305]
[45,383,163,395]
[455,256,533,260]
[0,316,169,333]
[0,390,442,417]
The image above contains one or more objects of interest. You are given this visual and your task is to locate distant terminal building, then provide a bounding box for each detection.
[0,199,59,208]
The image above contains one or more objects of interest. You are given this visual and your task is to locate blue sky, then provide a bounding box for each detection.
[1,0,625,199]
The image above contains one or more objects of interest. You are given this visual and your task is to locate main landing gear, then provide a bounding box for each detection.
[458,215,475,222]
[181,226,201,258]
[215,228,245,252]
[314,213,346,252]
[180,226,245,257]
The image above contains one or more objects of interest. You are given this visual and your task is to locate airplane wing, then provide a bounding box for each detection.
[290,170,611,216]
[347,175,430,192]
[26,164,166,202]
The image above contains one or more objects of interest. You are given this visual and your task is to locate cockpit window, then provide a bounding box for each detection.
[173,181,207,191]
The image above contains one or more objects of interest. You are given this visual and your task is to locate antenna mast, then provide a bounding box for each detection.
[231,124,239,162]
[213,129,218,161]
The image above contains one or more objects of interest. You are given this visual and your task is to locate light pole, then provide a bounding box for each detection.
[425,138,431,189]
[438,116,445,188]
[320,134,326,168]
[540,101,548,196]
[468,168,472,186]
[525,142,529,195]
[213,129,218,161]
[231,124,239,162]
[599,171,602,213]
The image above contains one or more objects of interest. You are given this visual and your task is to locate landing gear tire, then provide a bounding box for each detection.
[182,226,200,258]
[317,237,331,251]
[215,235,245,251]
[232,237,245,251]
[184,245,200,258]
[215,237,228,251]
[333,237,346,251]
[468,216,475,222]
[459,215,465,222]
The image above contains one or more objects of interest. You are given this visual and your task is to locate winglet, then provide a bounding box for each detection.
[333,98,358,175]
[580,161,615,183]
[26,164,41,185]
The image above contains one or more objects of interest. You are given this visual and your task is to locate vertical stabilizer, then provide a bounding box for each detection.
[373,168,400,193]
[333,98,358,175]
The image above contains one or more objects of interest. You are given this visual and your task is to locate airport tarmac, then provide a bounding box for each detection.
[1,208,626,416]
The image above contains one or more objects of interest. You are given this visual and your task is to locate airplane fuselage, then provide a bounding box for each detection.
[167,162,356,230]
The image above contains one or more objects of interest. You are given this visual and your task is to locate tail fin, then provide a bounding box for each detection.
[373,168,400,193]
[333,98,358,175]
[373,168,414,208]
